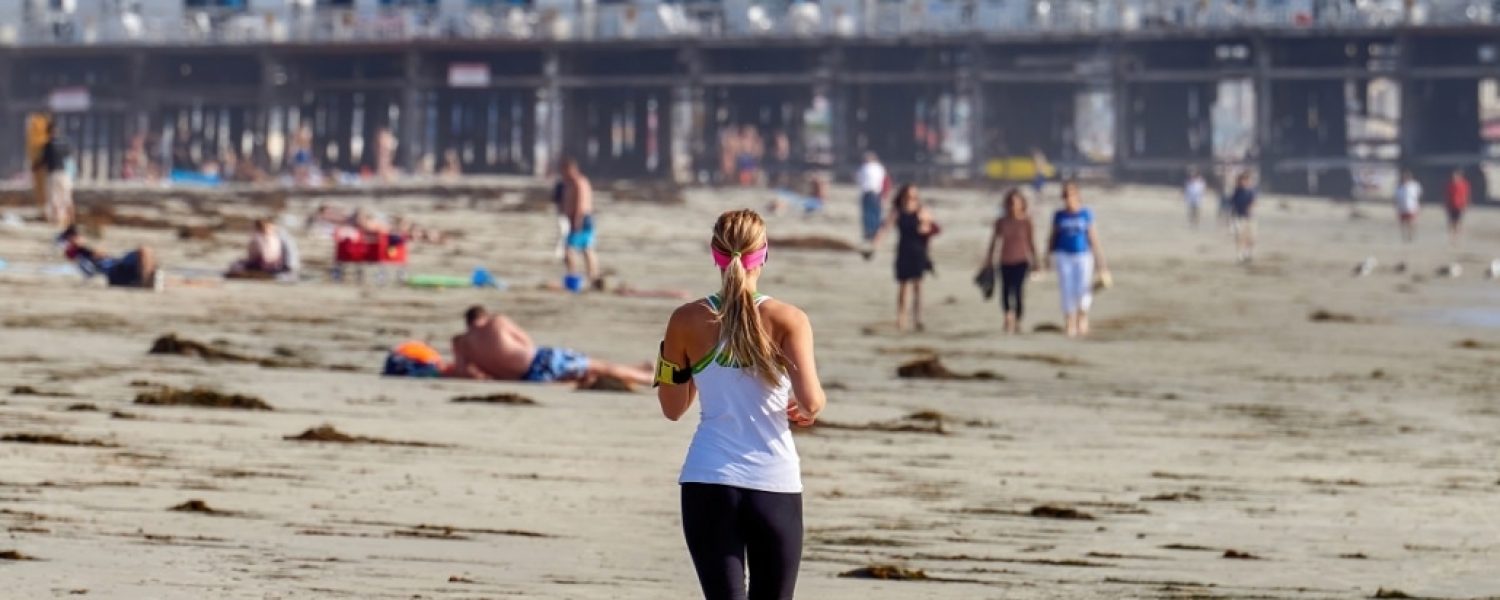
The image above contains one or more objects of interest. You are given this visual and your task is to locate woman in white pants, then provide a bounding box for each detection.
[1045,182,1109,338]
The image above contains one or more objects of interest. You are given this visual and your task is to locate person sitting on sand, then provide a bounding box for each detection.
[450,305,652,386]
[247,220,284,270]
[228,220,300,278]
[58,225,163,290]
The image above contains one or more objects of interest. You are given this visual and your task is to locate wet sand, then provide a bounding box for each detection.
[2,184,1498,599]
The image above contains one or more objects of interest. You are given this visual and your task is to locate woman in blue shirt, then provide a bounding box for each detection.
[1045,182,1110,337]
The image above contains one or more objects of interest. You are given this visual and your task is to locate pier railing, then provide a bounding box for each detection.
[5,0,1498,47]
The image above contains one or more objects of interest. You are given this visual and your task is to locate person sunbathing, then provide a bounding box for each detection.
[449,305,652,386]
[58,225,162,290]
[394,216,447,244]
[305,204,349,236]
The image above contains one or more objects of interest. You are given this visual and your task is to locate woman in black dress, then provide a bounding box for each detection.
[873,184,938,332]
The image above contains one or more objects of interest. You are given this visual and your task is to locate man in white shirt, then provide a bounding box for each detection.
[856,152,887,243]
[1184,168,1207,228]
[1395,170,1422,243]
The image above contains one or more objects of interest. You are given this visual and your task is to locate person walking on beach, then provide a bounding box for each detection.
[872,185,939,332]
[27,113,51,220]
[1030,148,1051,196]
[656,209,826,600]
[1045,182,1109,338]
[1446,169,1470,245]
[1184,168,1207,228]
[559,157,600,288]
[983,189,1038,334]
[34,120,74,228]
[1395,170,1422,243]
[1228,173,1257,263]
[856,152,888,246]
[289,124,315,186]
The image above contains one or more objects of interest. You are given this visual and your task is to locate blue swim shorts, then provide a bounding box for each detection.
[522,347,591,382]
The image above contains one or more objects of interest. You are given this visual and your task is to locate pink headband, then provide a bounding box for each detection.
[712,243,769,271]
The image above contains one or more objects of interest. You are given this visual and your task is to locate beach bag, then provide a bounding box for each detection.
[382,341,445,377]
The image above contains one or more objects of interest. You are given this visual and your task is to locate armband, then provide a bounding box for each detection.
[654,341,692,387]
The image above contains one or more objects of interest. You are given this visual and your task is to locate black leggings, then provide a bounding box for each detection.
[999,262,1030,318]
[681,483,803,600]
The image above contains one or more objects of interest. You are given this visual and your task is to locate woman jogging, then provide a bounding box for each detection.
[656,209,827,600]
[872,184,938,332]
[983,189,1038,334]
[1046,181,1109,338]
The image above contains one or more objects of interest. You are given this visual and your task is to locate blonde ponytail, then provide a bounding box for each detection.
[712,210,784,386]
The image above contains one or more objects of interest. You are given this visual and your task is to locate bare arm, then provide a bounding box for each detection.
[449,339,489,380]
[1044,224,1057,268]
[916,208,936,235]
[562,181,582,229]
[656,305,700,421]
[779,306,825,421]
[572,181,593,230]
[495,315,535,350]
[1087,225,1107,273]
[983,220,1000,268]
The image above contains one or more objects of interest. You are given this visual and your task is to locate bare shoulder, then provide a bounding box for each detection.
[760,298,810,329]
[669,299,715,324]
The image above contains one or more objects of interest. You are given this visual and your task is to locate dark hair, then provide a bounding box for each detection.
[891,184,917,212]
[464,305,488,326]
[1003,188,1028,218]
[559,157,578,172]
[1061,179,1080,198]
[58,224,79,241]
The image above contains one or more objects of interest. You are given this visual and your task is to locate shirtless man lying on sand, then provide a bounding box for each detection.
[450,305,652,386]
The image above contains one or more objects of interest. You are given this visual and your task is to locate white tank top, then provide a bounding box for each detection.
[678,294,802,494]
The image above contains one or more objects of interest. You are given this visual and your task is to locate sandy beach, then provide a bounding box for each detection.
[2,182,1498,599]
